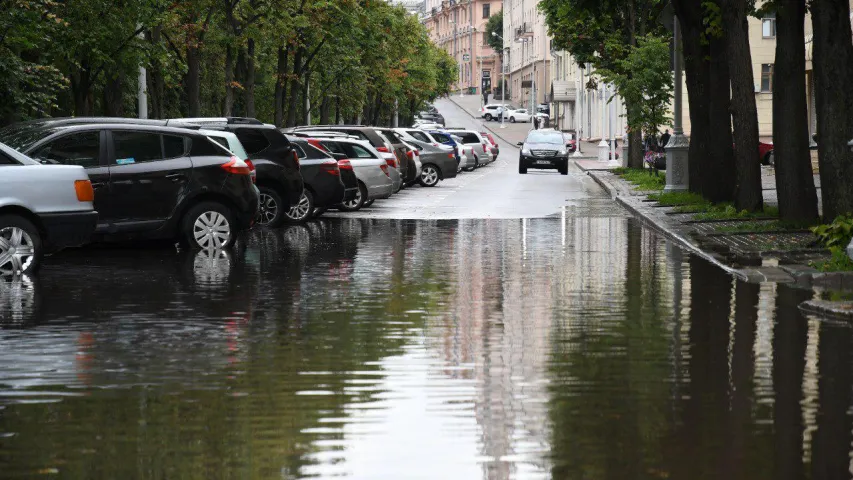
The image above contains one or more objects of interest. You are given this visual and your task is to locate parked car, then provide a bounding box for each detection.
[445,128,493,167]
[167,118,303,228]
[285,137,356,222]
[0,122,259,249]
[517,128,571,175]
[312,137,394,210]
[480,131,499,161]
[455,142,478,172]
[505,108,532,123]
[402,138,459,187]
[0,142,97,275]
[413,121,444,130]
[375,128,418,187]
[480,104,507,121]
[290,125,405,193]
[417,111,445,126]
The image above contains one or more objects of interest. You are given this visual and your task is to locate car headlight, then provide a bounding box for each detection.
[558,148,567,155]
[521,147,531,155]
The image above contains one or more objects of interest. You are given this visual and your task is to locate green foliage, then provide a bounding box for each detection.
[648,191,709,206]
[612,167,666,190]
[688,204,780,220]
[485,13,503,54]
[810,247,853,272]
[812,214,853,248]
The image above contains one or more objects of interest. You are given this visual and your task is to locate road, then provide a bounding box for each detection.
[327,98,606,219]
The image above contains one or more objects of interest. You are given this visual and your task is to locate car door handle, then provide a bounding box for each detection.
[165,173,187,182]
[91,182,107,190]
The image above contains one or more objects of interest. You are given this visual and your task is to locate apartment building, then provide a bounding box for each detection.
[503,0,550,108]
[423,0,503,96]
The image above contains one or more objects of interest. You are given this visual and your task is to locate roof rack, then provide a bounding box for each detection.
[292,124,368,129]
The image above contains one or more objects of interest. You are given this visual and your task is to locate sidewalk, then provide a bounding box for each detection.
[576,163,852,315]
[447,94,599,158]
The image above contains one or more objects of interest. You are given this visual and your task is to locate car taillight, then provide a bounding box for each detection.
[380,164,390,177]
[406,150,414,159]
[292,150,299,166]
[245,159,256,183]
[447,153,454,159]
[320,159,340,176]
[221,156,252,175]
[338,159,353,170]
[376,146,390,153]
[385,158,397,168]
[482,143,488,153]
[74,180,94,202]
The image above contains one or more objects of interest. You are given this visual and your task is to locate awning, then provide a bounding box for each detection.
[551,80,577,102]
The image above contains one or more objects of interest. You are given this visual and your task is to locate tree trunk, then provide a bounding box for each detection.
[705,31,736,202]
[811,0,853,220]
[722,0,763,211]
[773,0,819,222]
[624,99,642,168]
[186,46,201,117]
[244,38,256,118]
[274,46,288,126]
[301,71,310,125]
[286,47,304,127]
[70,67,93,116]
[673,0,710,195]
[103,72,124,117]
[224,45,235,117]
[146,27,165,119]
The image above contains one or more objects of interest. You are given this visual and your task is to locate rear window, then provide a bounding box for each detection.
[409,131,430,142]
[343,143,375,159]
[293,140,331,159]
[431,132,451,143]
[320,141,346,155]
[459,133,480,144]
[0,126,63,152]
[233,129,270,155]
[190,137,232,157]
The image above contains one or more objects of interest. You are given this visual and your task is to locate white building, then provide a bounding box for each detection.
[503,0,550,108]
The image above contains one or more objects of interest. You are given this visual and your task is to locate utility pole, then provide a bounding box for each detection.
[137,25,147,119]
[664,14,689,192]
[573,62,583,156]
[598,82,608,162]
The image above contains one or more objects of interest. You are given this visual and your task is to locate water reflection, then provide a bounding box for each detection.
[1,214,851,479]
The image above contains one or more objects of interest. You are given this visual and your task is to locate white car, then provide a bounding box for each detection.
[414,122,444,131]
[0,142,97,275]
[505,108,532,123]
[480,104,508,121]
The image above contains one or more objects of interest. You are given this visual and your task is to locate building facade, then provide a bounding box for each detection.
[503,0,550,108]
[389,0,426,16]
[423,0,503,96]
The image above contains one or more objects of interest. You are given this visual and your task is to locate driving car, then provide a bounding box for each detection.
[517,128,572,175]
[0,142,97,275]
[506,108,532,123]
[0,122,259,250]
[480,104,507,121]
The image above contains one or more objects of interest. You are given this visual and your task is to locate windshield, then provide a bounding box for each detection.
[0,125,60,152]
[526,131,563,145]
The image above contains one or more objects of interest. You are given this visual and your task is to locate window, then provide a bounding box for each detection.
[0,151,18,165]
[483,3,490,18]
[112,131,165,164]
[431,132,451,143]
[233,129,270,155]
[343,144,375,159]
[762,14,776,38]
[410,131,430,142]
[321,141,346,155]
[291,144,307,159]
[163,135,186,158]
[32,132,101,168]
[460,132,480,144]
[761,64,774,92]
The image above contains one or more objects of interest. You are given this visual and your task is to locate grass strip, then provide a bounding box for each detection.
[612,167,665,191]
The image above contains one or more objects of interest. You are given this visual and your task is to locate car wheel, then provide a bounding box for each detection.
[519,163,527,174]
[560,165,569,175]
[485,114,493,121]
[0,215,42,276]
[419,164,440,187]
[256,186,285,228]
[339,182,367,211]
[284,190,314,224]
[510,117,516,123]
[474,155,481,168]
[183,202,236,250]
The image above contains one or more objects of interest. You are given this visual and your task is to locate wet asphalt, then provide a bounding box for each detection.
[0,100,845,480]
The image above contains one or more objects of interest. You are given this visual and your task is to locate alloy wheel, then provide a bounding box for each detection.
[257,193,279,226]
[343,188,362,209]
[0,227,35,276]
[421,165,439,186]
[192,211,232,250]
[287,192,311,221]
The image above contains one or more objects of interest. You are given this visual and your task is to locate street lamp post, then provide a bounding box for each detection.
[664,15,689,192]
[573,63,583,156]
[492,31,508,129]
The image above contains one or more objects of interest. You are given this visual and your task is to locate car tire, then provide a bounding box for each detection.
[182,202,237,250]
[510,117,516,123]
[0,215,42,276]
[419,164,440,187]
[339,182,367,211]
[519,164,527,174]
[560,165,569,175]
[485,114,493,121]
[256,186,286,228]
[284,190,314,224]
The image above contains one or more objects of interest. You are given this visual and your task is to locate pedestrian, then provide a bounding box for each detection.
[659,129,671,150]
[533,116,540,130]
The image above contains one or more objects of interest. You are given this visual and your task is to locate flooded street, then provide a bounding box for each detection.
[2,211,849,479]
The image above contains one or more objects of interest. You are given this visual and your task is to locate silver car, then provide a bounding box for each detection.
[312,137,394,208]
[446,129,494,166]
[451,136,478,171]
[0,142,97,275]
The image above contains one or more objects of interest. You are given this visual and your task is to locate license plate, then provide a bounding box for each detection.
[536,160,551,165]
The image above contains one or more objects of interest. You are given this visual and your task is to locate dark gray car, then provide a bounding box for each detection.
[402,138,458,187]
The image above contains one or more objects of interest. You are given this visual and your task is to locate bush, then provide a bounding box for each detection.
[810,247,853,272]
[812,214,853,248]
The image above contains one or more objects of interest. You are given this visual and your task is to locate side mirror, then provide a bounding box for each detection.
[516,142,524,147]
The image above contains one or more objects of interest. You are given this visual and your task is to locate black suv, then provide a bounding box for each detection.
[0,123,259,249]
[517,129,571,175]
[284,137,358,222]
[167,118,303,228]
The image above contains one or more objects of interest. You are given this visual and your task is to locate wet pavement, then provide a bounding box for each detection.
[0,101,849,480]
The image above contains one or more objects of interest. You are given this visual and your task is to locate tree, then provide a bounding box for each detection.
[810,0,853,220]
[771,0,819,222]
[540,0,671,169]
[485,12,502,53]
[720,0,764,212]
